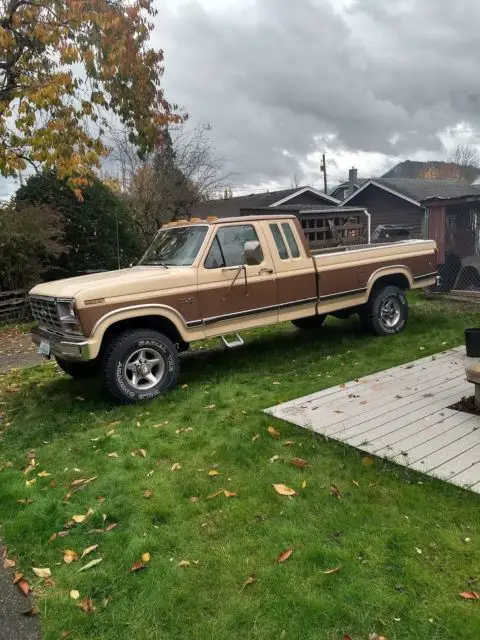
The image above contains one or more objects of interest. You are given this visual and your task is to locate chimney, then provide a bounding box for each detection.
[348,167,358,189]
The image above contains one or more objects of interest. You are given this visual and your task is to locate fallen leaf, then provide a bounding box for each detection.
[141,552,151,563]
[129,561,147,573]
[329,485,342,499]
[207,489,237,499]
[72,515,85,524]
[203,404,216,410]
[107,452,119,458]
[43,577,55,588]
[143,490,153,499]
[37,471,51,478]
[282,440,296,447]
[362,456,374,467]
[63,550,78,564]
[3,558,15,569]
[302,480,307,489]
[25,478,36,487]
[416,548,422,555]
[272,483,297,497]
[277,548,293,564]
[189,496,198,503]
[459,591,480,600]
[181,384,189,390]
[81,545,98,560]
[61,633,73,640]
[32,567,51,578]
[272,381,280,385]
[343,635,353,640]
[178,560,191,568]
[13,572,23,584]
[17,580,30,596]
[48,533,57,543]
[70,476,98,488]
[352,480,360,487]
[267,426,280,438]
[23,606,40,616]
[208,469,221,476]
[16,499,33,505]
[171,463,182,471]
[223,490,237,498]
[269,455,281,463]
[251,434,260,442]
[323,566,341,574]
[70,590,80,600]
[78,558,103,572]
[79,596,95,614]
[105,522,118,532]
[369,635,388,640]
[290,457,309,468]
[242,576,256,589]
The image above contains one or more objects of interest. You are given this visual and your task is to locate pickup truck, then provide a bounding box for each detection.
[29,214,438,403]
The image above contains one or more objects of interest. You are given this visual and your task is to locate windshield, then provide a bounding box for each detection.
[139,226,208,267]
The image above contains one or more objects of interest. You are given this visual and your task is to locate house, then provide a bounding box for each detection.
[339,178,480,239]
[190,186,339,219]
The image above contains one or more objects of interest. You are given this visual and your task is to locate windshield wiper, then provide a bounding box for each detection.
[142,261,169,268]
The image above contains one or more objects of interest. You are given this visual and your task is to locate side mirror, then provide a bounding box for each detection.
[244,240,263,266]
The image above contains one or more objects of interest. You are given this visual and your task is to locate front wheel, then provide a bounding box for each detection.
[359,285,408,336]
[292,315,326,330]
[103,329,179,403]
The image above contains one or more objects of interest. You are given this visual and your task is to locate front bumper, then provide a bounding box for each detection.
[31,327,93,362]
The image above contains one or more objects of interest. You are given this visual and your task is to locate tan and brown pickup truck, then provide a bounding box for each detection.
[29,214,438,402]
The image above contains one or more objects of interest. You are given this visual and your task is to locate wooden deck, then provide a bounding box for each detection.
[265,347,480,494]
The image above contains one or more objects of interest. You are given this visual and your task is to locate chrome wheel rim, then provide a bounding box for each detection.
[123,347,165,391]
[380,297,401,329]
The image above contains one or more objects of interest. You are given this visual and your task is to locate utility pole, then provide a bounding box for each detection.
[320,153,328,194]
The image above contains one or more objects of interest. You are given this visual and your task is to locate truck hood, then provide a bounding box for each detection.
[29,266,195,303]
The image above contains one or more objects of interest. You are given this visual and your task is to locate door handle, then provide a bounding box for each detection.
[259,268,274,275]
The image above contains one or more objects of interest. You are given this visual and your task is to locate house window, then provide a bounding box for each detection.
[281,223,300,258]
[269,224,289,260]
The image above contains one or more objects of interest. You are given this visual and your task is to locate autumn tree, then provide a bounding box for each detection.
[0,0,181,194]
[112,124,229,242]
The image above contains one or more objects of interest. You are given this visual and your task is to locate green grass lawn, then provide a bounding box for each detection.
[1,296,479,640]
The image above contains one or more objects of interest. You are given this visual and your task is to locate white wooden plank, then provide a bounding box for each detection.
[395,415,480,464]
[316,380,469,440]
[266,348,464,413]
[265,346,480,494]
[428,443,480,480]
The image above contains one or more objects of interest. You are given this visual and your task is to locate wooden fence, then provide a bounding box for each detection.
[0,290,30,324]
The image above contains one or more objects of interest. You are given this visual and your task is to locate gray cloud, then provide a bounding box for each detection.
[154,0,480,187]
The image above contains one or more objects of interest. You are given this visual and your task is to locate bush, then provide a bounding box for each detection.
[16,172,144,280]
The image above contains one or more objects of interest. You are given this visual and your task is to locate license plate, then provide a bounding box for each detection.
[38,339,51,357]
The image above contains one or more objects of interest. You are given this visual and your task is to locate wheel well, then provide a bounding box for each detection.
[101,316,184,354]
[370,273,410,293]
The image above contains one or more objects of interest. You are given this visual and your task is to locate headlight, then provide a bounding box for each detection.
[57,299,83,336]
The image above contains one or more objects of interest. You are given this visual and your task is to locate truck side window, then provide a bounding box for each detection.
[281,223,300,258]
[205,225,263,269]
[269,223,289,260]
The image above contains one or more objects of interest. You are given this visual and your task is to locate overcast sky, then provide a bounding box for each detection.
[153,0,480,193]
[2,0,479,199]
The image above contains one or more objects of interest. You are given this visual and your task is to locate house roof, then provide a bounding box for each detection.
[340,178,480,208]
[191,186,339,219]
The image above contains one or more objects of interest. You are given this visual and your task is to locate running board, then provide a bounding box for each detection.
[221,333,244,349]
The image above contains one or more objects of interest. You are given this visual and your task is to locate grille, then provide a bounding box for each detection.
[29,296,63,335]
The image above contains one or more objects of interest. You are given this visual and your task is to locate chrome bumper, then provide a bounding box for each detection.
[31,327,92,362]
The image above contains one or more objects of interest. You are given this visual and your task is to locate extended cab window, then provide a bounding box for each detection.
[205,225,263,269]
[269,223,289,260]
[281,223,300,258]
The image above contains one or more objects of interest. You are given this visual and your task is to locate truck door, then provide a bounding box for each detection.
[197,222,278,336]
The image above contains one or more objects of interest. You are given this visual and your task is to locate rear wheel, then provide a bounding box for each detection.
[103,329,179,403]
[292,314,326,330]
[56,357,100,379]
[359,285,408,336]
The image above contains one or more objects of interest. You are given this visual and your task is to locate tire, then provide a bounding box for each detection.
[292,315,326,330]
[359,285,408,336]
[103,329,179,403]
[56,357,100,379]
